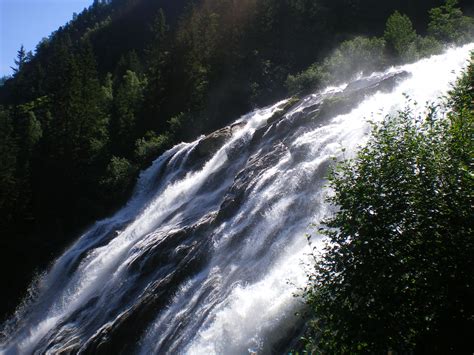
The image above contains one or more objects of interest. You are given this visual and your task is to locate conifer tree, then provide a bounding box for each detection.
[384,11,417,61]
[11,45,27,73]
[428,0,474,44]
[111,69,146,155]
[142,8,170,131]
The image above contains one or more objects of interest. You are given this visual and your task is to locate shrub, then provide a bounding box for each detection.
[100,156,137,198]
[286,36,386,95]
[415,35,444,58]
[286,63,329,95]
[134,131,171,166]
[167,112,186,136]
[323,36,386,81]
[303,55,474,353]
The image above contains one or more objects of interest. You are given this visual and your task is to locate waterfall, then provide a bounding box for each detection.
[1,44,473,355]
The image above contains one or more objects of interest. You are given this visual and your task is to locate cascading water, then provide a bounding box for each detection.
[1,44,473,355]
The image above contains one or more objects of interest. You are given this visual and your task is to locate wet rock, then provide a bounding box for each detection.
[79,216,215,354]
[374,70,410,92]
[217,142,288,222]
[343,70,410,94]
[230,121,246,133]
[267,96,301,126]
[316,70,411,122]
[182,123,246,173]
[302,102,322,115]
[249,71,410,151]
[195,127,232,157]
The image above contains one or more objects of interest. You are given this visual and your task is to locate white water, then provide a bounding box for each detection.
[1,44,472,355]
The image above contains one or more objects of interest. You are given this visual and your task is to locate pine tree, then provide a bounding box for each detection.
[384,11,417,61]
[11,45,27,73]
[142,8,170,131]
[428,0,474,44]
[111,70,146,155]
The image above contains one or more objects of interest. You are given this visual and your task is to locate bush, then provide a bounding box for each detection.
[323,36,387,81]
[286,36,386,95]
[286,64,329,95]
[167,112,186,137]
[415,35,443,58]
[100,156,137,198]
[134,131,171,166]
[303,55,474,353]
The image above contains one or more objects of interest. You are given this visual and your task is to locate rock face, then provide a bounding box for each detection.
[230,121,246,133]
[192,121,246,161]
[267,97,301,126]
[316,70,410,119]
[187,70,410,169]
[195,127,233,157]
[343,70,410,94]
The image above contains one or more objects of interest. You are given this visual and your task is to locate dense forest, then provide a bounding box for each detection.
[0,0,473,322]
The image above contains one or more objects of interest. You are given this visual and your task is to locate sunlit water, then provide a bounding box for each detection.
[1,43,472,355]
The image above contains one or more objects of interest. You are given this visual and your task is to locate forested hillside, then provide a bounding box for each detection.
[0,0,472,321]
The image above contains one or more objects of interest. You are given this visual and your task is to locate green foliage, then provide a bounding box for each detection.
[114,51,143,83]
[101,156,137,198]
[286,37,386,94]
[102,72,114,105]
[414,35,443,58]
[428,0,474,44]
[11,45,28,74]
[286,64,329,95]
[0,107,18,224]
[167,112,186,136]
[288,1,473,97]
[111,69,146,154]
[384,11,418,61]
[43,37,109,168]
[142,8,171,131]
[303,55,474,354]
[323,36,387,80]
[134,131,171,166]
[0,76,10,86]
[73,41,110,160]
[18,110,43,150]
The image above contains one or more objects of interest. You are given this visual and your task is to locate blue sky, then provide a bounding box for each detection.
[1,0,92,76]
